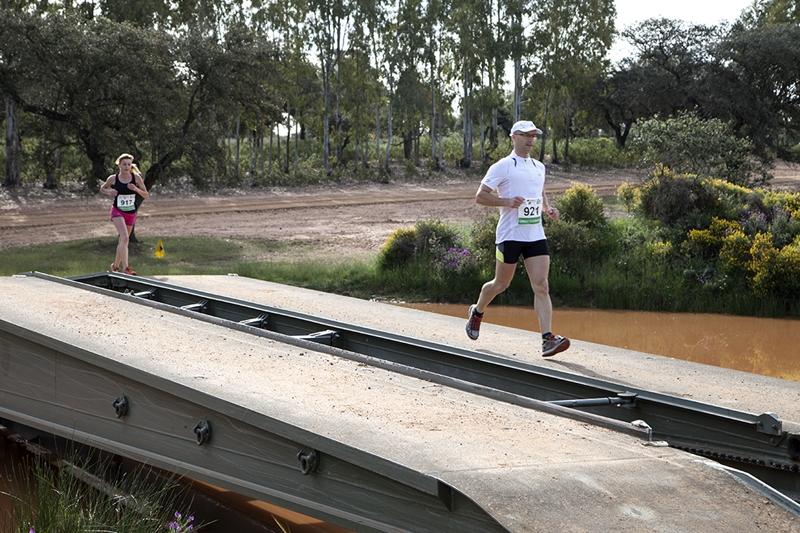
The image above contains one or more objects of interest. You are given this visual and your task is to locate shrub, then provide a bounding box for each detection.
[469,212,500,270]
[561,137,640,168]
[684,218,741,258]
[378,227,417,269]
[413,219,460,259]
[617,182,639,212]
[638,169,725,232]
[378,219,462,270]
[769,206,800,247]
[748,232,779,295]
[436,246,477,275]
[556,183,607,227]
[719,229,751,273]
[547,219,612,275]
[630,112,770,186]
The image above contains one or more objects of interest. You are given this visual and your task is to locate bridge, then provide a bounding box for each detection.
[1,272,798,531]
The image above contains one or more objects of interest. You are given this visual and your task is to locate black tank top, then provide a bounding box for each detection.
[112,173,138,213]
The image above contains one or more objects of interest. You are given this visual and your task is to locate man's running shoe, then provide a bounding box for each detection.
[109,263,119,272]
[542,333,570,358]
[124,266,137,275]
[466,304,483,340]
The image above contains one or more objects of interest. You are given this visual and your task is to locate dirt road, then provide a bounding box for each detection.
[2,165,797,260]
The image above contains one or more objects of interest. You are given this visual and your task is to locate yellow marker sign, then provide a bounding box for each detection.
[154,239,166,259]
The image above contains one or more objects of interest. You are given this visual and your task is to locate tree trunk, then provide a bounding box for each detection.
[414,127,420,167]
[551,134,559,164]
[234,113,241,180]
[322,66,331,175]
[430,76,439,170]
[4,97,21,188]
[374,105,381,164]
[268,125,274,175]
[564,114,572,166]
[276,120,281,172]
[285,111,291,172]
[384,98,393,170]
[513,57,521,122]
[43,146,62,190]
[539,88,552,162]
[479,110,486,162]
[258,130,265,178]
[294,116,299,163]
[250,129,258,181]
[403,130,413,160]
[460,66,472,169]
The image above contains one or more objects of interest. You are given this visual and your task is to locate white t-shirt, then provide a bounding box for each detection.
[481,151,547,244]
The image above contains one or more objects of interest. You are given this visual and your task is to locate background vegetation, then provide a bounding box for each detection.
[1,0,798,192]
[1,0,799,318]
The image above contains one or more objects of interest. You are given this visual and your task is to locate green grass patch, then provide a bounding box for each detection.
[0,237,290,277]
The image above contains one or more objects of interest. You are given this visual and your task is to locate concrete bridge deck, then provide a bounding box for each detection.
[160,275,800,426]
[0,274,797,532]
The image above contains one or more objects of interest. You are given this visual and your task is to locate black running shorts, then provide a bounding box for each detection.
[495,239,549,264]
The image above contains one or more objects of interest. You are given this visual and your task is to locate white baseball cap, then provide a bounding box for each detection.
[509,120,543,136]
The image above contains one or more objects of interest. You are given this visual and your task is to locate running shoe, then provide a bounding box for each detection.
[542,334,570,358]
[124,266,137,276]
[109,263,119,272]
[465,304,483,340]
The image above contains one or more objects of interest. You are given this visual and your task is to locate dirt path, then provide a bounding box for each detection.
[2,165,797,260]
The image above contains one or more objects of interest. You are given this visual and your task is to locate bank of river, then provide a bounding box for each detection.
[406,303,800,382]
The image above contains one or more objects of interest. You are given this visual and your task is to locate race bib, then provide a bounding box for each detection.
[117,194,136,212]
[517,197,542,224]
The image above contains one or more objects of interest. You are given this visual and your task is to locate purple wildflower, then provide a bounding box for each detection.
[438,247,474,273]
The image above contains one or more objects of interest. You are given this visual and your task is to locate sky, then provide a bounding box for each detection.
[609,0,756,62]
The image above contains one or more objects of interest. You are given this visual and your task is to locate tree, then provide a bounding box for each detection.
[706,22,800,158]
[0,11,279,188]
[531,0,615,161]
[631,113,768,186]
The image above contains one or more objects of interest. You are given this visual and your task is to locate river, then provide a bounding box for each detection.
[407,303,800,382]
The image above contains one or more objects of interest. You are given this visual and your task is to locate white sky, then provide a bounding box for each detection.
[609,0,756,62]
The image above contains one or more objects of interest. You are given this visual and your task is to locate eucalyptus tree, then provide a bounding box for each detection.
[390,0,429,164]
[500,0,529,123]
[530,0,615,161]
[421,0,446,169]
[475,0,508,154]
[302,0,356,174]
[253,0,316,175]
[444,0,486,168]
[1,0,41,188]
[342,0,384,167]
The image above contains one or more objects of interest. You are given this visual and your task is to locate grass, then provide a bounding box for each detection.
[2,452,196,533]
[0,237,288,278]
[3,224,797,317]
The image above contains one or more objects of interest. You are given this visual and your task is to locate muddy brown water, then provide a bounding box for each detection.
[407,303,800,382]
